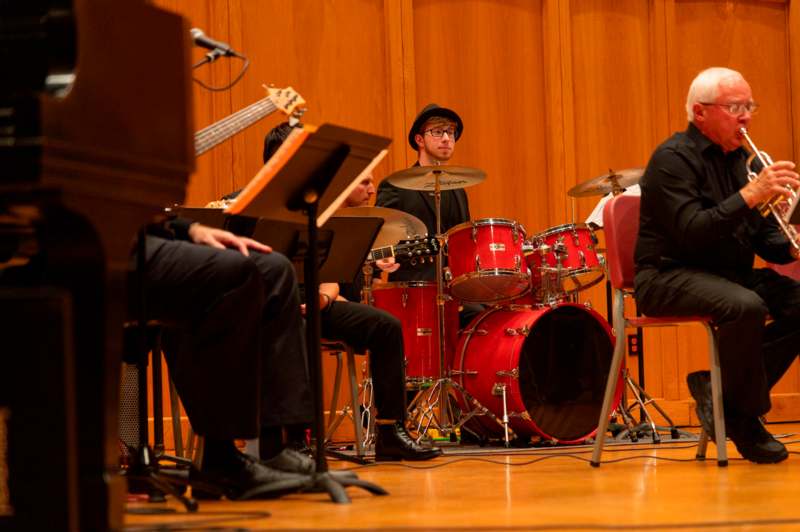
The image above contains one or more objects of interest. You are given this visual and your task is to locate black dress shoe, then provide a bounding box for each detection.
[190,452,311,500]
[375,422,443,461]
[686,371,716,440]
[727,416,788,464]
[260,448,357,479]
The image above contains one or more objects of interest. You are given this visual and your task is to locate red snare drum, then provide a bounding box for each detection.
[526,223,604,296]
[452,303,621,443]
[371,282,459,386]
[445,218,529,303]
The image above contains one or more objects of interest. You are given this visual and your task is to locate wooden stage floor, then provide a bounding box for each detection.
[125,423,800,531]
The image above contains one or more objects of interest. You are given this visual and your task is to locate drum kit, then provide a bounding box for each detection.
[358,165,644,446]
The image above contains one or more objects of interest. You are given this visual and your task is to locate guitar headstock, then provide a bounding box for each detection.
[265,85,306,119]
[394,236,439,264]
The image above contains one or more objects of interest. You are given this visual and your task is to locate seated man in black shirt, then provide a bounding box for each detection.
[634,66,800,463]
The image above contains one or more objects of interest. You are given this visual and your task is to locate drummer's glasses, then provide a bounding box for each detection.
[424,127,457,138]
[699,101,759,115]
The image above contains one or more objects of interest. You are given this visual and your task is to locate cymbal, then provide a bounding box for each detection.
[567,168,644,197]
[385,165,486,191]
[335,206,428,248]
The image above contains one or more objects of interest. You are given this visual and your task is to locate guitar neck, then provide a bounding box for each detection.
[368,245,394,262]
[194,97,277,155]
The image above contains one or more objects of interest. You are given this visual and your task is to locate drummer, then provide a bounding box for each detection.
[376,103,483,325]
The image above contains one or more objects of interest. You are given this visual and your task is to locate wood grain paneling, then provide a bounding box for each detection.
[411,0,549,236]
[151,0,800,427]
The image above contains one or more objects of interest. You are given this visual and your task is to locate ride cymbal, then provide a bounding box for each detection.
[567,168,644,197]
[385,165,486,191]
[335,206,428,248]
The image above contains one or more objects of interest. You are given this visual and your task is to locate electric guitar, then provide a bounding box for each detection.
[366,236,439,265]
[194,85,305,156]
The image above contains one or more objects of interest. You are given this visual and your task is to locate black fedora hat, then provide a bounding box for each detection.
[407,103,463,150]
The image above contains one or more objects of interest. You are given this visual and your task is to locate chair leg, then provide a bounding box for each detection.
[346,347,365,458]
[591,291,627,467]
[704,323,728,466]
[168,377,184,458]
[325,350,344,440]
[696,429,709,459]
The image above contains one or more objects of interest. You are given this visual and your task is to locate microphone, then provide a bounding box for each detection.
[190,28,237,56]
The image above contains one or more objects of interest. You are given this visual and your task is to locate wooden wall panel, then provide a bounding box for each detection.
[154,0,235,206]
[226,0,396,198]
[410,0,549,236]
[149,0,800,428]
[672,0,793,158]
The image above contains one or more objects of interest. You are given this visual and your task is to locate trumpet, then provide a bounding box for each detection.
[739,127,800,256]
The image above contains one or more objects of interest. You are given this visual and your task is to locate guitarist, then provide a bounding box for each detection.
[225,123,442,461]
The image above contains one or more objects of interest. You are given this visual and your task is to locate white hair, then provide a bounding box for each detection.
[685,67,745,122]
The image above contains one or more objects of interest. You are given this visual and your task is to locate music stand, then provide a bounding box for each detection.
[225,124,390,503]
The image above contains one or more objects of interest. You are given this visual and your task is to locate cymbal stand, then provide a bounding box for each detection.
[403,169,514,446]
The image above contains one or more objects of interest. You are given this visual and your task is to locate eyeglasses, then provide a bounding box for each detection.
[423,127,457,138]
[699,101,759,115]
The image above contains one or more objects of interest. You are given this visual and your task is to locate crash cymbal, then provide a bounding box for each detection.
[568,167,644,197]
[335,206,428,248]
[385,165,486,191]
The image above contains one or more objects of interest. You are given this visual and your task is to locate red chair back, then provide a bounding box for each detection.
[602,195,641,290]
[767,260,800,280]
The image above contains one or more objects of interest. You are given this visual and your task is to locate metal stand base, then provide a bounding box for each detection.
[612,369,692,443]
[406,377,516,447]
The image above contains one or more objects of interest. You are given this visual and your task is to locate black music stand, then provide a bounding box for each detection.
[227,124,390,503]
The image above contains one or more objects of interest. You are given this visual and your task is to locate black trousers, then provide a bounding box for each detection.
[320,300,406,420]
[635,266,800,418]
[141,236,313,439]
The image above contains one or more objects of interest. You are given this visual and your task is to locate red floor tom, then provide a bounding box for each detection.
[371,282,459,387]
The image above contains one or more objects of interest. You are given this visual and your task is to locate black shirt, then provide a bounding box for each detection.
[635,123,792,278]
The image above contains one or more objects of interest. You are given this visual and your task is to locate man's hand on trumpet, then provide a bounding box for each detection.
[740,160,800,209]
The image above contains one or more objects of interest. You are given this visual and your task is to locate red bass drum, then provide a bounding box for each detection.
[453,303,622,444]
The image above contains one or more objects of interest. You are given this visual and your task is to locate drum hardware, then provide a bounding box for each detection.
[385,165,487,191]
[490,383,511,446]
[610,367,688,443]
[503,327,529,337]
[475,255,481,270]
[567,167,644,198]
[495,368,519,378]
[449,369,478,377]
[416,328,432,336]
[459,326,488,336]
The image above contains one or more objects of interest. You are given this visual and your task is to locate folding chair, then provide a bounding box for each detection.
[590,194,727,467]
